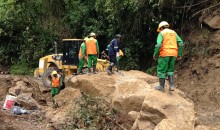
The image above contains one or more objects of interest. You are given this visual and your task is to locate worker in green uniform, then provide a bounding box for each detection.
[77,37,88,74]
[86,33,99,74]
[153,21,184,92]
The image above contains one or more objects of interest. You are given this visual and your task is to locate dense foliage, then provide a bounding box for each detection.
[0,0,217,74]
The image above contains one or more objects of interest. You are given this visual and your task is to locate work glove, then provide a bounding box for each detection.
[116,52,120,58]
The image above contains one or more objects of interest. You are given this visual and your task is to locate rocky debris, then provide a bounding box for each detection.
[0,70,197,129]
[44,88,81,124]
[17,93,41,110]
[68,70,195,130]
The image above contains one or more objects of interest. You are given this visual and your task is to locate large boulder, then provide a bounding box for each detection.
[111,77,151,113]
[17,93,41,110]
[8,81,33,96]
[132,90,195,130]
[200,9,220,29]
[67,70,195,129]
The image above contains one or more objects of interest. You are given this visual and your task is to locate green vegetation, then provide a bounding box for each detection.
[9,61,34,75]
[63,93,132,129]
[0,0,216,74]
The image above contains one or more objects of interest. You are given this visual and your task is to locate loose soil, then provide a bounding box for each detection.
[176,25,220,128]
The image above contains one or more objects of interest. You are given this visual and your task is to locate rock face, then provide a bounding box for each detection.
[132,90,195,130]
[67,70,196,130]
[200,9,220,29]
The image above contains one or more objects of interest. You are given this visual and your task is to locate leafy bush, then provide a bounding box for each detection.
[10,62,34,75]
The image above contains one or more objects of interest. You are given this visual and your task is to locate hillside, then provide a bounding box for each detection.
[176,8,220,129]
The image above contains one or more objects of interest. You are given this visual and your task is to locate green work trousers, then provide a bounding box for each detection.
[157,56,176,78]
[51,87,59,96]
[88,54,97,68]
[77,58,85,73]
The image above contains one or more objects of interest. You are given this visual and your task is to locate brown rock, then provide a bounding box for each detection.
[201,9,220,29]
[154,119,177,130]
[17,93,40,110]
[195,125,209,130]
[16,81,27,87]
[66,71,195,130]
[128,111,139,121]
[8,86,21,96]
[112,78,151,113]
[132,90,195,130]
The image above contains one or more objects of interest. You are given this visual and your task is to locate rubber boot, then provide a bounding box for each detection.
[77,69,82,75]
[168,75,174,91]
[155,78,165,92]
[115,64,119,72]
[106,66,112,74]
[88,68,91,75]
[93,65,97,74]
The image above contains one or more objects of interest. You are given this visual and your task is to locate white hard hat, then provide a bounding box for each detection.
[90,32,96,37]
[157,21,169,32]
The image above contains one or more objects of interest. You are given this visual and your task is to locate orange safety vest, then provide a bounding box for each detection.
[160,29,178,57]
[52,77,60,88]
[86,37,97,55]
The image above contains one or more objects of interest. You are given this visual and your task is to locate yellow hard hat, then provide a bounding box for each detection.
[90,32,96,37]
[84,37,89,41]
[157,21,169,32]
[52,71,57,75]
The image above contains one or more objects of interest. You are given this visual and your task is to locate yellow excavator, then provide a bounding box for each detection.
[34,39,109,88]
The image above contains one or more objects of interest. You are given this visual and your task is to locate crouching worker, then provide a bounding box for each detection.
[51,70,60,97]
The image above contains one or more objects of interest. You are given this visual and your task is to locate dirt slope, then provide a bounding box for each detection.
[176,22,220,128]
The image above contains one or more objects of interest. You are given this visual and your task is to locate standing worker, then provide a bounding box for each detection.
[51,70,60,97]
[153,21,184,92]
[86,32,99,74]
[106,44,124,62]
[77,37,88,75]
[106,44,124,71]
[106,34,121,74]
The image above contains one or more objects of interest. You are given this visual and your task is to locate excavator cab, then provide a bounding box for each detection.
[62,39,84,66]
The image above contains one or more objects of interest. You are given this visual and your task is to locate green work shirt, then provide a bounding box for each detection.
[81,42,86,58]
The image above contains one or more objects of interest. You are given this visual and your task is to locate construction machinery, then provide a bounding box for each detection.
[34,39,109,88]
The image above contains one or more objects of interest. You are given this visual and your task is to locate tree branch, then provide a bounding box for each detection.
[191,2,220,17]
